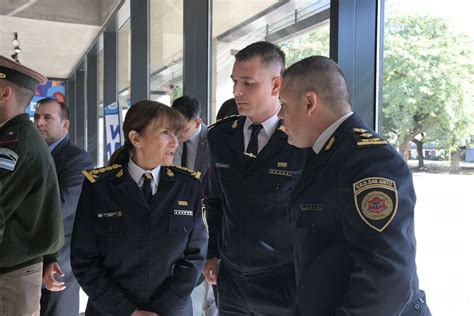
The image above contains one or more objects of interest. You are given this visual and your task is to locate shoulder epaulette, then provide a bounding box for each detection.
[168,165,201,180]
[352,128,388,147]
[82,164,123,183]
[208,114,240,130]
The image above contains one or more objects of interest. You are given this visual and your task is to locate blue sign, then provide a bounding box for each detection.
[104,102,123,161]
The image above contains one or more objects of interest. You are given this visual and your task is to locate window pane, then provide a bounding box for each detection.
[382,1,474,314]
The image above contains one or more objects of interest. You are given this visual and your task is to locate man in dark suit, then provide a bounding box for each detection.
[203,41,307,316]
[172,95,217,316]
[172,95,209,175]
[34,97,94,316]
[278,56,430,315]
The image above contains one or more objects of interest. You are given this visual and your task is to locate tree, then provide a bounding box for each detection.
[382,14,474,170]
[280,24,330,67]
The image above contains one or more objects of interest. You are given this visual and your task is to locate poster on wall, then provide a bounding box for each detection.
[104,101,123,162]
[25,80,66,117]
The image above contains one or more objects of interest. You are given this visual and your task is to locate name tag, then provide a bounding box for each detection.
[98,211,123,218]
[269,169,293,177]
[216,162,230,168]
[300,204,323,211]
[174,210,193,216]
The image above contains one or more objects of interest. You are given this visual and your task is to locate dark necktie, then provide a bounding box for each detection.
[141,172,153,203]
[181,141,188,168]
[245,124,263,162]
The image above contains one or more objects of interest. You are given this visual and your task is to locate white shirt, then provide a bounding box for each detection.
[243,112,280,154]
[174,124,201,169]
[128,158,161,195]
[312,112,353,154]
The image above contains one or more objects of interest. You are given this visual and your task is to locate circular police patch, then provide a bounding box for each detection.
[353,177,398,232]
[361,191,393,220]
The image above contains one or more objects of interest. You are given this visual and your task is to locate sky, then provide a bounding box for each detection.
[386,0,474,43]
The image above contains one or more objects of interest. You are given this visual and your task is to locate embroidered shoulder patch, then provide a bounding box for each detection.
[0,148,19,171]
[208,114,240,130]
[352,128,387,147]
[353,177,398,232]
[82,164,122,183]
[169,165,201,180]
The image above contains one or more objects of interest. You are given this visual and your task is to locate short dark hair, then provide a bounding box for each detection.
[216,98,238,120]
[0,80,34,108]
[110,100,184,165]
[36,97,70,120]
[171,95,201,120]
[283,56,351,109]
[235,41,285,74]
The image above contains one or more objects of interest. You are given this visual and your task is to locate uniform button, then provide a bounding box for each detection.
[182,226,188,233]
[414,303,420,310]
[275,184,280,190]
[311,223,316,228]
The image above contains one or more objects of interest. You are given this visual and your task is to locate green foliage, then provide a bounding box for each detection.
[280,24,330,67]
[382,14,474,155]
[170,84,183,103]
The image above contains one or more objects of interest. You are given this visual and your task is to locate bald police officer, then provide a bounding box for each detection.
[0,56,64,315]
[278,56,430,315]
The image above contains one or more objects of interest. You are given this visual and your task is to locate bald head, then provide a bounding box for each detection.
[283,56,351,114]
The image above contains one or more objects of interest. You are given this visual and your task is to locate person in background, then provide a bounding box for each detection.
[34,97,94,316]
[203,41,307,315]
[71,100,208,316]
[0,55,64,315]
[278,55,431,315]
[216,98,238,120]
[171,95,217,316]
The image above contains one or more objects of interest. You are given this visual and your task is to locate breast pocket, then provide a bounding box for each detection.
[169,215,194,235]
[95,217,126,237]
[296,210,323,229]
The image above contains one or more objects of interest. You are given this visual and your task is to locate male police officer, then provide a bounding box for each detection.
[0,56,63,315]
[203,41,307,315]
[278,55,430,315]
[34,98,94,316]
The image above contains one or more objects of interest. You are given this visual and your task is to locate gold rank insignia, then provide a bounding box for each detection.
[169,165,201,180]
[82,164,122,183]
[208,114,240,130]
[324,136,335,151]
[277,125,288,134]
[353,177,398,232]
[167,168,174,177]
[277,162,288,168]
[178,200,189,206]
[352,127,388,147]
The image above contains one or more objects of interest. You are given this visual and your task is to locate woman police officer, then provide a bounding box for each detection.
[71,100,208,316]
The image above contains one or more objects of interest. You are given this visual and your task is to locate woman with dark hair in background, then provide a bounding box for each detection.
[71,100,208,316]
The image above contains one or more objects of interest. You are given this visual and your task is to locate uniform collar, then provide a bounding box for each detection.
[243,111,280,138]
[128,157,161,185]
[312,112,353,154]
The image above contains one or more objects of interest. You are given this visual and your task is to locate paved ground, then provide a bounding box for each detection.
[412,171,474,315]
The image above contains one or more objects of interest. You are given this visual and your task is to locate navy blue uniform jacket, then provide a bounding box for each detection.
[71,165,208,315]
[291,113,430,315]
[206,116,307,274]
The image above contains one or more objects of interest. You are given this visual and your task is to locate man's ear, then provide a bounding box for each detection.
[271,75,282,96]
[128,130,141,148]
[304,91,318,116]
[0,85,13,101]
[63,119,70,132]
[194,117,202,129]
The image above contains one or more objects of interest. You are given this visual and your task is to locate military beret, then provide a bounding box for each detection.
[0,55,47,92]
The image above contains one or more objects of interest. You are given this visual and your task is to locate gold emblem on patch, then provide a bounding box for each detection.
[178,200,189,206]
[0,73,6,79]
[353,177,398,232]
[232,120,238,129]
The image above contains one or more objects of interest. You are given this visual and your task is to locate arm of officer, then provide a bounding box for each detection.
[336,149,418,315]
[203,156,223,284]
[71,181,137,315]
[150,185,208,314]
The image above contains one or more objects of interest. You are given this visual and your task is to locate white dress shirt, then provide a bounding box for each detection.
[243,112,280,154]
[312,112,353,154]
[128,158,161,195]
[174,124,202,169]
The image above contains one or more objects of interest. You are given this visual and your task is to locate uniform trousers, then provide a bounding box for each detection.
[217,260,297,316]
[0,262,43,316]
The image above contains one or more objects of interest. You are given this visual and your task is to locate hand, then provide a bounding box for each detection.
[43,262,66,291]
[203,257,220,285]
[131,311,159,316]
